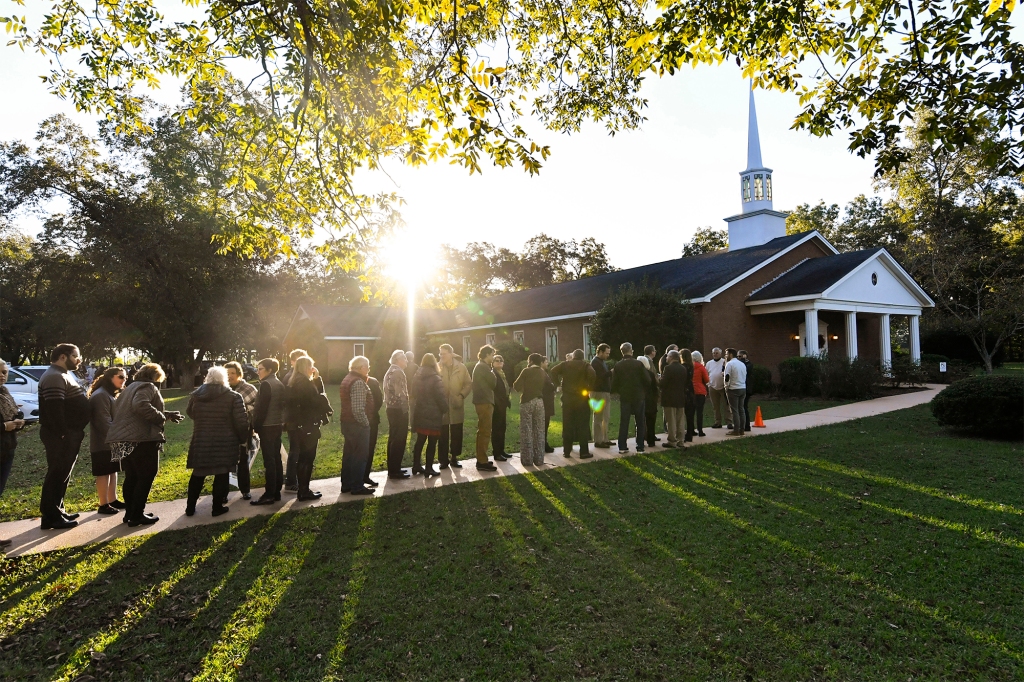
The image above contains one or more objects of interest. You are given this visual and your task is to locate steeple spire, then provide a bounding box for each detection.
[746,82,763,171]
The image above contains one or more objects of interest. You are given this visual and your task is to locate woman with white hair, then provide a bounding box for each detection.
[184,366,248,517]
[690,350,710,437]
[288,355,333,501]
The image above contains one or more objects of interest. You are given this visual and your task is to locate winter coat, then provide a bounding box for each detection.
[472,360,497,405]
[186,384,248,472]
[493,369,510,411]
[411,367,448,432]
[439,359,472,424]
[89,387,117,453]
[591,356,612,393]
[660,362,692,408]
[106,382,167,444]
[367,376,384,426]
[610,356,651,403]
[692,362,710,396]
[550,359,597,407]
[542,372,555,417]
[289,376,333,434]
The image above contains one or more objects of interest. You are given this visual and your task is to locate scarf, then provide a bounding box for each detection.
[0,386,19,422]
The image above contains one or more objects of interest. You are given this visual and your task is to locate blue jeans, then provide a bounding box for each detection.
[617,398,646,452]
[341,422,371,492]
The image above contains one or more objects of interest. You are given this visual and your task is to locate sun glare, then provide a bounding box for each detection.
[380,234,432,288]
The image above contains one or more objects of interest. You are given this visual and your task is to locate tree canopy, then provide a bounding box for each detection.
[681,226,729,257]
[3,0,1019,256]
[591,278,695,360]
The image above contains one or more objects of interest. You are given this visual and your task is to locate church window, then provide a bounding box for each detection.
[513,330,525,345]
[462,335,471,360]
[754,174,764,201]
[583,324,594,359]
[765,174,772,200]
[545,328,559,364]
[485,333,495,346]
[742,176,751,202]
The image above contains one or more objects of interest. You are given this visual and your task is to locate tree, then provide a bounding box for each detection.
[591,279,695,360]
[4,0,1018,257]
[786,197,908,252]
[681,226,729,257]
[0,223,44,364]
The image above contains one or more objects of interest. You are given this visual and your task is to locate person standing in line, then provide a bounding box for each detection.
[705,347,731,430]
[184,367,248,517]
[610,343,650,454]
[404,351,419,432]
[738,350,753,432]
[410,353,448,477]
[491,355,511,459]
[361,373,384,488]
[638,354,660,449]
[338,356,376,495]
[88,367,127,514]
[472,345,501,469]
[659,345,679,375]
[513,354,547,466]
[38,343,91,530]
[659,351,687,448]
[590,344,613,448]
[724,348,748,437]
[108,363,183,526]
[289,355,332,500]
[550,349,597,458]
[542,358,556,453]
[251,358,287,505]
[383,350,412,480]
[680,349,697,443]
[438,344,472,469]
[690,351,710,437]
[282,348,309,492]
[225,361,258,501]
[0,359,27,548]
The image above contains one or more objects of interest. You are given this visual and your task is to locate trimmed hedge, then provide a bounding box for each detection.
[748,364,773,396]
[817,356,880,400]
[779,356,820,396]
[931,375,1024,439]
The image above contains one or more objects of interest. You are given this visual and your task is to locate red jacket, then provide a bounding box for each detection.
[692,362,709,396]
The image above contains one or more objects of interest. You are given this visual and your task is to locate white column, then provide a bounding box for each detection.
[845,312,858,359]
[879,313,892,370]
[804,309,820,357]
[909,314,921,363]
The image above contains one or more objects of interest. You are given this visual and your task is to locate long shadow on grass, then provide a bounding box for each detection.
[619,452,1024,676]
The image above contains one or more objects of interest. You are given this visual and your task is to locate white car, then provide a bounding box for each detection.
[6,366,49,423]
[11,392,39,423]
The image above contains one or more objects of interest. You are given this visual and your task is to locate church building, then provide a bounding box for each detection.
[285,89,934,380]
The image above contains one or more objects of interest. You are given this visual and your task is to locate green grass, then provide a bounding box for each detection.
[1,390,843,523]
[0,405,1020,680]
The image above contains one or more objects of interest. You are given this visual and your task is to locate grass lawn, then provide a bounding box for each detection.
[0,388,841,522]
[0,404,1020,680]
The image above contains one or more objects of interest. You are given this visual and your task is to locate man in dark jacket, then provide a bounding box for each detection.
[282,348,308,491]
[551,349,598,458]
[739,350,753,432]
[542,358,556,453]
[610,342,651,454]
[660,350,689,448]
[362,374,384,487]
[251,358,287,505]
[339,356,375,496]
[38,343,90,530]
[491,355,511,458]
[472,345,500,469]
[590,344,613,448]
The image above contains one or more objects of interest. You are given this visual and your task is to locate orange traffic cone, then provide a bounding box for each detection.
[753,406,766,428]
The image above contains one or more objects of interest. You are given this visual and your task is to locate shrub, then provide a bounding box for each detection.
[495,340,529,370]
[513,360,528,381]
[747,364,773,396]
[919,354,973,384]
[888,355,928,388]
[931,375,1024,439]
[817,355,880,400]
[779,356,820,396]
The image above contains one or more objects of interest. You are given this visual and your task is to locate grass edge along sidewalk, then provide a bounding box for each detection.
[0,400,1020,681]
[0,387,939,557]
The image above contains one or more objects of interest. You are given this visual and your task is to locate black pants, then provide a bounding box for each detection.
[257,425,283,497]
[414,433,439,468]
[684,399,696,442]
[122,441,160,522]
[285,427,300,486]
[492,407,508,455]
[693,394,706,434]
[644,406,658,446]
[562,401,592,454]
[363,420,380,481]
[438,423,463,466]
[235,439,251,495]
[187,473,229,511]
[39,429,84,523]
[0,440,15,497]
[295,429,320,494]
[743,393,752,431]
[341,422,370,492]
[618,399,646,452]
[385,408,408,475]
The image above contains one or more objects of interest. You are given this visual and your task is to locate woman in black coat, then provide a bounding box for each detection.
[411,353,448,477]
[185,366,248,517]
[288,356,333,501]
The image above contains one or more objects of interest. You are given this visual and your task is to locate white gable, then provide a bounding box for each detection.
[825,256,926,307]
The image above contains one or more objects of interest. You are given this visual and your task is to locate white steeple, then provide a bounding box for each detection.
[723,83,788,250]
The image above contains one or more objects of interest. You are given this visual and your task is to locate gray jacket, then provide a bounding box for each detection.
[88,387,117,453]
[105,382,167,444]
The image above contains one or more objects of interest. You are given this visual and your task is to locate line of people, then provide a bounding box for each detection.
[4,339,754,536]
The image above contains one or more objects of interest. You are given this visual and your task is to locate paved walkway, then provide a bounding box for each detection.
[0,387,940,557]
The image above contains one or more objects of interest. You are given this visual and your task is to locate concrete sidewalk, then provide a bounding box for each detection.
[0,386,940,557]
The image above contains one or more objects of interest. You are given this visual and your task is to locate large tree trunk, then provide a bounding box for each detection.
[179,349,204,390]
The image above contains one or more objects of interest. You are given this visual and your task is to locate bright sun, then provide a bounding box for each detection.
[380,233,434,289]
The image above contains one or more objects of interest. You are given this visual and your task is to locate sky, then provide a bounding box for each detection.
[0,3,913,270]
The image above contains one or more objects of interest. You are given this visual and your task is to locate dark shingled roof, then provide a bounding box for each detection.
[437,232,817,330]
[296,304,456,337]
[747,248,882,301]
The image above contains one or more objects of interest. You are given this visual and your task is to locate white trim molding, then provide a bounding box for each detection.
[427,312,597,335]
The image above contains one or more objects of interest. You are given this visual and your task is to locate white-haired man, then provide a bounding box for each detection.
[383,350,411,479]
[706,347,731,429]
[339,356,375,495]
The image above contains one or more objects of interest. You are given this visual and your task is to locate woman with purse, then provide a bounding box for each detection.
[88,366,127,514]
[288,355,333,501]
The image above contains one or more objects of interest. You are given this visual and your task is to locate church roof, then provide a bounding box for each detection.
[431,232,816,332]
[289,304,456,339]
[747,248,883,301]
